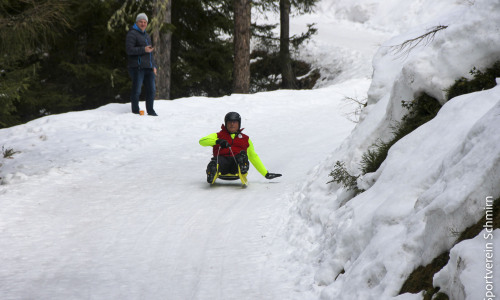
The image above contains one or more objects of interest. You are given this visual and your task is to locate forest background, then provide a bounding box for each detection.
[0,0,318,128]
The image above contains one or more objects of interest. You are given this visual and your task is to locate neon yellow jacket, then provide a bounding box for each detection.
[199,133,268,177]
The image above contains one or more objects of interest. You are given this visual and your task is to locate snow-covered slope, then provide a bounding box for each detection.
[434,229,500,300]
[288,0,500,299]
[289,82,500,299]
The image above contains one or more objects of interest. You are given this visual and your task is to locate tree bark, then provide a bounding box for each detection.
[280,0,295,89]
[232,0,251,94]
[153,0,172,100]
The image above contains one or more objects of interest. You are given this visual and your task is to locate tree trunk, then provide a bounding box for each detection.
[233,0,251,94]
[153,0,172,100]
[280,0,295,89]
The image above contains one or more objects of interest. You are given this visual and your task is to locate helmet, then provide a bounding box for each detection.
[224,112,241,129]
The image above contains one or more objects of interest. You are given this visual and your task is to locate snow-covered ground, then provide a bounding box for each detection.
[1,0,499,299]
[0,85,363,299]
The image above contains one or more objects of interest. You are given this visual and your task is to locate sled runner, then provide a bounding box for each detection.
[209,147,248,187]
[211,163,248,187]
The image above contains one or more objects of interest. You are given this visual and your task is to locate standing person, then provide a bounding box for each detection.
[199,112,282,183]
[126,13,158,116]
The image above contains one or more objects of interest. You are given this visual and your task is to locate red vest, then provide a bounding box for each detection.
[213,125,249,157]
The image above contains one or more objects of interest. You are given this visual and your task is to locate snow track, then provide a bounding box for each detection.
[0,82,365,300]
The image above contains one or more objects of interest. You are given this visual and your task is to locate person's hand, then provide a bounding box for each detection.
[145,45,154,53]
[265,172,282,179]
[153,67,157,75]
[216,139,230,148]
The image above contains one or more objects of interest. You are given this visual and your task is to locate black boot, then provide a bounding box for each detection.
[235,151,249,174]
[206,158,217,183]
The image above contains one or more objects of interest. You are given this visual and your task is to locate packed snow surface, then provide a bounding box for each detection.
[1,0,500,299]
[0,83,366,300]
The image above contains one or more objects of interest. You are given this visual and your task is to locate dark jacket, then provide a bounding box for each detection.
[125,24,156,69]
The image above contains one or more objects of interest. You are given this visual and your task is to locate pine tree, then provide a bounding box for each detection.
[170,0,233,98]
[281,0,318,89]
[45,0,130,111]
[0,0,73,127]
[233,0,251,94]
[0,0,132,128]
[152,0,172,100]
[280,0,295,89]
[251,0,318,91]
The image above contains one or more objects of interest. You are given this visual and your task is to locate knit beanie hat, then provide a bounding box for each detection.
[136,13,148,23]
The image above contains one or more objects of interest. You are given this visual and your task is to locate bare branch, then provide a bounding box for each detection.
[390,25,448,58]
[342,96,367,123]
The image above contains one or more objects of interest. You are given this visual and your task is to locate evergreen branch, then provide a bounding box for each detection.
[252,32,280,41]
[0,0,70,57]
[202,0,233,19]
[106,1,130,32]
[252,23,316,45]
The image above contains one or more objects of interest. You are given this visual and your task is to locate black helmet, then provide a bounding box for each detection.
[224,112,241,128]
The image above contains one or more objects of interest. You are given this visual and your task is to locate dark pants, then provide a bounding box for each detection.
[128,67,156,114]
[210,150,249,175]
[215,156,239,175]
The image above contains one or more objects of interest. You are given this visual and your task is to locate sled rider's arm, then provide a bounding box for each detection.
[247,138,268,177]
[199,133,218,147]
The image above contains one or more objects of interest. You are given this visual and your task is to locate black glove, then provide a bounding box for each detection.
[216,139,230,148]
[265,172,282,179]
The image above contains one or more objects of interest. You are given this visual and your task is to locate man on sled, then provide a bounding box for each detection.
[199,112,282,185]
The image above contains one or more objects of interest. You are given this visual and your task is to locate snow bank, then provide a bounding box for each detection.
[315,0,466,34]
[434,229,500,300]
[366,0,500,144]
[288,82,500,299]
[0,105,139,185]
[288,0,500,298]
